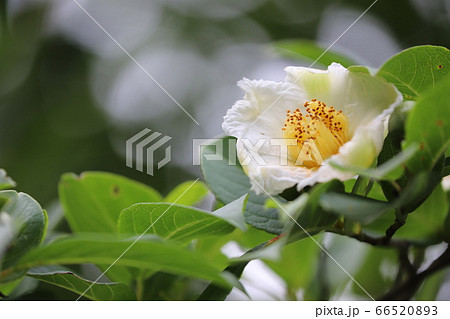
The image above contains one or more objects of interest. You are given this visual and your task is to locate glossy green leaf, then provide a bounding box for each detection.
[10,235,233,288]
[444,190,450,243]
[164,180,209,206]
[352,247,396,297]
[0,170,16,190]
[265,237,320,292]
[297,181,343,225]
[0,191,47,270]
[59,172,163,284]
[404,74,450,172]
[140,271,190,301]
[286,181,343,242]
[272,40,358,68]
[395,184,448,242]
[320,193,392,224]
[348,65,371,74]
[212,195,247,231]
[442,157,450,177]
[200,136,285,234]
[414,270,446,301]
[387,105,409,151]
[195,225,273,273]
[378,45,450,100]
[350,175,372,197]
[197,261,248,301]
[364,172,443,236]
[59,171,162,233]
[329,144,417,181]
[200,136,250,204]
[231,237,284,263]
[198,235,282,301]
[27,266,136,301]
[244,192,285,235]
[118,203,235,241]
[377,135,408,201]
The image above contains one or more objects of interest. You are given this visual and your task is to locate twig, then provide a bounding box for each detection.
[326,227,410,248]
[379,246,450,300]
[384,217,406,244]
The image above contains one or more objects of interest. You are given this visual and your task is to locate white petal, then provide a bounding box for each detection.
[284,63,349,112]
[343,72,402,137]
[249,165,310,195]
[236,139,311,195]
[442,176,450,192]
[222,78,306,140]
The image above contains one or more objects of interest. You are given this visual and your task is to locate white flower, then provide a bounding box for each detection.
[222,63,402,195]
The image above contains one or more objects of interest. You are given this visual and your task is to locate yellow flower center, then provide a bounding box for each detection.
[282,99,349,169]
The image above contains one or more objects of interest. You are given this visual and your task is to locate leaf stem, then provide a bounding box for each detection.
[390,180,402,193]
[136,277,145,301]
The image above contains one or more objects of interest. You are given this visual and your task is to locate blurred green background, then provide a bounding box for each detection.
[1,0,449,207]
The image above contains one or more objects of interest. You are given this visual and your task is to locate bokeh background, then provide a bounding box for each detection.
[1,0,450,300]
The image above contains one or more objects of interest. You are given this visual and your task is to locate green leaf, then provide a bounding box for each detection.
[200,136,250,204]
[387,105,409,151]
[197,261,248,301]
[0,191,47,270]
[320,193,393,225]
[118,203,235,242]
[286,181,343,242]
[367,171,443,237]
[27,266,136,301]
[351,175,372,196]
[198,236,284,301]
[265,237,320,292]
[377,135,408,201]
[395,184,448,242]
[378,45,450,100]
[59,171,162,233]
[164,180,209,206]
[10,235,233,288]
[0,170,16,190]
[0,278,23,298]
[212,195,247,231]
[376,143,416,181]
[244,192,285,235]
[442,157,450,177]
[200,136,284,234]
[444,190,450,243]
[348,65,371,74]
[394,171,442,214]
[271,40,358,68]
[297,181,343,226]
[352,247,396,297]
[404,74,450,172]
[195,226,273,273]
[329,144,417,181]
[58,172,163,284]
[140,272,188,301]
[414,270,446,301]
